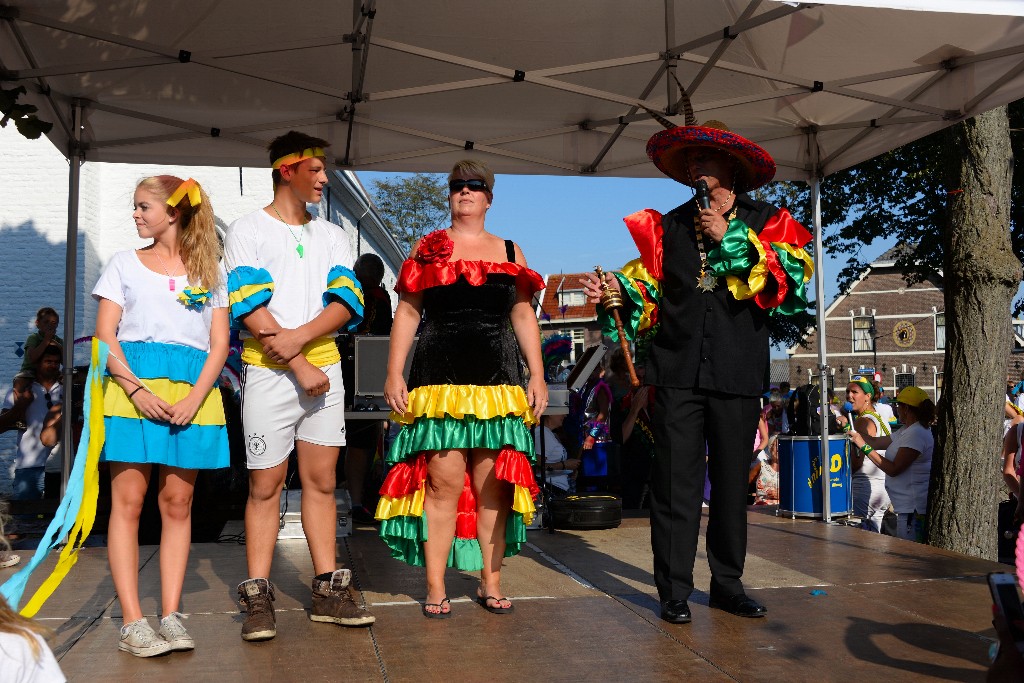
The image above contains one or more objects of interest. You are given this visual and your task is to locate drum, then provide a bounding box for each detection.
[778,435,852,518]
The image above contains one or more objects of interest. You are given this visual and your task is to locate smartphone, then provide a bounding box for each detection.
[988,572,1024,654]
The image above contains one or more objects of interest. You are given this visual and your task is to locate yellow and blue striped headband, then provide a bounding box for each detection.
[272,147,326,170]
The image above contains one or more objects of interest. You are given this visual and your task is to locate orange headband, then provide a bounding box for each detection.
[166,178,201,207]
[271,147,326,170]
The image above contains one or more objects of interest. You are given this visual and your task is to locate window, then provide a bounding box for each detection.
[935,372,943,402]
[935,312,945,350]
[895,372,916,392]
[559,290,586,307]
[570,328,585,361]
[853,316,874,353]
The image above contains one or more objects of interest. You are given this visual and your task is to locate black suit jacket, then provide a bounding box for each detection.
[645,193,776,397]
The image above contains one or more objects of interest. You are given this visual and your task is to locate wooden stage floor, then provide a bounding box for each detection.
[3,508,1005,682]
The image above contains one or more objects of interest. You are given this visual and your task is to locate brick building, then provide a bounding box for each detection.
[788,246,947,399]
[535,273,604,361]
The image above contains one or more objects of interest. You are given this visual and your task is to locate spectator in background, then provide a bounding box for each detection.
[837,376,891,533]
[342,253,393,526]
[849,386,935,542]
[608,352,655,509]
[534,413,579,494]
[760,391,788,461]
[20,307,63,375]
[2,345,63,500]
[875,385,896,429]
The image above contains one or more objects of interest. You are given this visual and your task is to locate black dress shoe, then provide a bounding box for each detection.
[660,599,692,624]
[709,593,767,618]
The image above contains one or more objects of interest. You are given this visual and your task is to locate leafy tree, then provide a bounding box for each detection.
[369,173,449,256]
[0,86,53,140]
[755,100,1024,309]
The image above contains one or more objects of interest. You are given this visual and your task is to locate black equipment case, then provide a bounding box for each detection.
[548,495,622,530]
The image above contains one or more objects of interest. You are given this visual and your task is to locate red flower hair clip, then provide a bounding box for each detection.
[415,229,454,264]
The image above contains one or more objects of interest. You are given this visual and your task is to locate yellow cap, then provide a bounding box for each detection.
[895,386,929,407]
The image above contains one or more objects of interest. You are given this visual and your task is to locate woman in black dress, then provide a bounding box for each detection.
[380,160,547,618]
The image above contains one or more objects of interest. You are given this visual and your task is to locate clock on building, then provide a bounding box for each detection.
[893,320,916,348]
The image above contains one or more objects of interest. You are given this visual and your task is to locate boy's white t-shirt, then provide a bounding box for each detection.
[223,210,355,337]
[91,250,227,351]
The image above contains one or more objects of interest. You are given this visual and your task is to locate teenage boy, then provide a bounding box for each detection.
[225,131,374,642]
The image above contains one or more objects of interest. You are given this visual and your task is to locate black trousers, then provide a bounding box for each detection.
[650,386,761,602]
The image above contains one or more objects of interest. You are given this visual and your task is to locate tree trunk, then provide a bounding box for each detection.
[928,106,1020,558]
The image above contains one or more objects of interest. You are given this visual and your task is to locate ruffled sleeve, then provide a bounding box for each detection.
[395,259,545,295]
[598,209,665,345]
[227,266,274,322]
[706,207,814,316]
[324,265,364,331]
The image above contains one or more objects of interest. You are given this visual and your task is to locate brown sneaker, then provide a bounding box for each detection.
[237,578,276,642]
[310,569,376,627]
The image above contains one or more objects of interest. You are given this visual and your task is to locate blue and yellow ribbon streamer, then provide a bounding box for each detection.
[1,338,109,615]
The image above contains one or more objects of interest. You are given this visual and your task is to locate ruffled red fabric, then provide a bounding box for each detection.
[494,446,541,498]
[758,208,812,248]
[754,244,790,310]
[378,453,428,497]
[624,209,665,281]
[456,474,477,539]
[395,258,545,295]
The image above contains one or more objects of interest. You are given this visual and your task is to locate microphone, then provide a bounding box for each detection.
[843,401,855,433]
[695,179,711,211]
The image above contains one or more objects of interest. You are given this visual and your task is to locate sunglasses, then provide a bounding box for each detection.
[448,178,489,193]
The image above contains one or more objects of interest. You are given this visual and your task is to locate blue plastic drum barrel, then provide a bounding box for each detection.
[778,436,852,518]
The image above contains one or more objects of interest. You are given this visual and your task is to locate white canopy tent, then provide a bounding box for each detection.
[3,0,1024,515]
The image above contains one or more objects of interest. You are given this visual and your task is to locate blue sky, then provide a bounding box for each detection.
[357,171,897,357]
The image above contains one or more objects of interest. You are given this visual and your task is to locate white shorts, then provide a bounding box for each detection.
[240,362,346,470]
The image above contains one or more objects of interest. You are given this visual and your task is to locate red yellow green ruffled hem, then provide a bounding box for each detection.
[375,448,539,570]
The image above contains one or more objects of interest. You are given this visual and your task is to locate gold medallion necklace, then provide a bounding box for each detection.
[693,197,737,293]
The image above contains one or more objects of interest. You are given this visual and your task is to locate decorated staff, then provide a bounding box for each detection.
[594,265,639,388]
[582,83,813,627]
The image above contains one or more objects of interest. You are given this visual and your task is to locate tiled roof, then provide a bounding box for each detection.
[538,273,598,320]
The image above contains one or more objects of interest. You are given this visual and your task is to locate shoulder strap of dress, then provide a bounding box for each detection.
[504,239,515,262]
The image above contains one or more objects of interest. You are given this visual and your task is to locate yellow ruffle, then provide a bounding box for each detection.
[393,384,537,427]
[620,258,661,335]
[776,243,815,283]
[103,378,225,425]
[512,484,536,526]
[375,489,425,520]
[326,275,365,306]
[241,336,341,369]
[228,282,274,308]
[725,228,768,301]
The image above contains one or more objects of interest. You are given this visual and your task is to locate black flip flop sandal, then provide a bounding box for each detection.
[476,594,513,614]
[422,597,452,619]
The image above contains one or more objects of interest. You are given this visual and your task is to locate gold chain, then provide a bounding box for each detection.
[693,204,738,292]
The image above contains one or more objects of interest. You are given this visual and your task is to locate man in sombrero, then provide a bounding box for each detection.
[582,106,813,624]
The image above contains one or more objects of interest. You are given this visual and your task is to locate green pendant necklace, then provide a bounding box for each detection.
[271,202,308,258]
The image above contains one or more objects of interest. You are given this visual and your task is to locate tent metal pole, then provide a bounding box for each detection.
[60,99,83,498]
[810,128,832,524]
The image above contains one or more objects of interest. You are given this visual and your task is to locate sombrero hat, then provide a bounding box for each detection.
[644,85,776,193]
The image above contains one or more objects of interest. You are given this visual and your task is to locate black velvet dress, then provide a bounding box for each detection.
[376,230,546,570]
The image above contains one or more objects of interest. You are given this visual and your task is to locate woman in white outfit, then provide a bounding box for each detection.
[837,376,890,533]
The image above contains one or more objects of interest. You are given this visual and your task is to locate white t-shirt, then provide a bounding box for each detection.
[534,426,571,491]
[883,421,934,514]
[224,210,355,336]
[0,632,66,682]
[1,382,63,469]
[91,250,228,351]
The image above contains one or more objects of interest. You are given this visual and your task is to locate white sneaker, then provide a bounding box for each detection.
[158,612,195,651]
[119,618,171,657]
[0,551,20,569]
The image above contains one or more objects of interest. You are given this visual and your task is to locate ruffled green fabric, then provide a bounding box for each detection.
[707,218,757,278]
[772,245,810,316]
[598,271,645,343]
[379,511,530,571]
[388,414,535,466]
